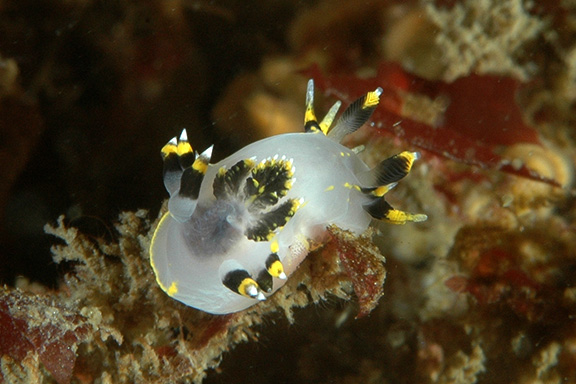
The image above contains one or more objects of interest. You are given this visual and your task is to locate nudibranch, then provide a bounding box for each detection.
[150,79,427,314]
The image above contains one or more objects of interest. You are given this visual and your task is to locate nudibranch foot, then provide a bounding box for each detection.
[150,78,427,314]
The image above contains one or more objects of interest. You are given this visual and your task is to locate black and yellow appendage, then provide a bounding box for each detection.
[223,241,287,298]
[245,198,301,242]
[161,130,193,160]
[360,151,427,224]
[223,270,266,300]
[213,156,294,299]
[245,156,295,209]
[161,129,195,170]
[213,159,255,199]
[179,145,213,200]
[240,156,302,242]
[161,130,195,195]
[265,244,286,279]
[160,129,213,200]
[370,151,419,186]
[304,79,323,133]
[304,79,383,143]
[255,246,287,293]
[363,197,427,224]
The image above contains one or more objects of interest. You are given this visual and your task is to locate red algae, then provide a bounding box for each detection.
[447,225,576,325]
[306,63,560,186]
[326,226,387,318]
[0,290,91,384]
[1,209,384,383]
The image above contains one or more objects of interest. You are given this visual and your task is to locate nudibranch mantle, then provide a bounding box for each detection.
[150,79,427,314]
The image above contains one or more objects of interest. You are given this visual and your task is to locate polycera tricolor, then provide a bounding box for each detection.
[150,79,427,314]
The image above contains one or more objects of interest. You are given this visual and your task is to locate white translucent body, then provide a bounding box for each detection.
[150,132,375,314]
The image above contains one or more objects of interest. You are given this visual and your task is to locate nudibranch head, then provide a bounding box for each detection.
[150,79,427,314]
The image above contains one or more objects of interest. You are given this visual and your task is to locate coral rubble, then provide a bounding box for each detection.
[1,210,385,383]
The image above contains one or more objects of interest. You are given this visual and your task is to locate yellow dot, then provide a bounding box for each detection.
[270,240,279,254]
[167,281,178,296]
